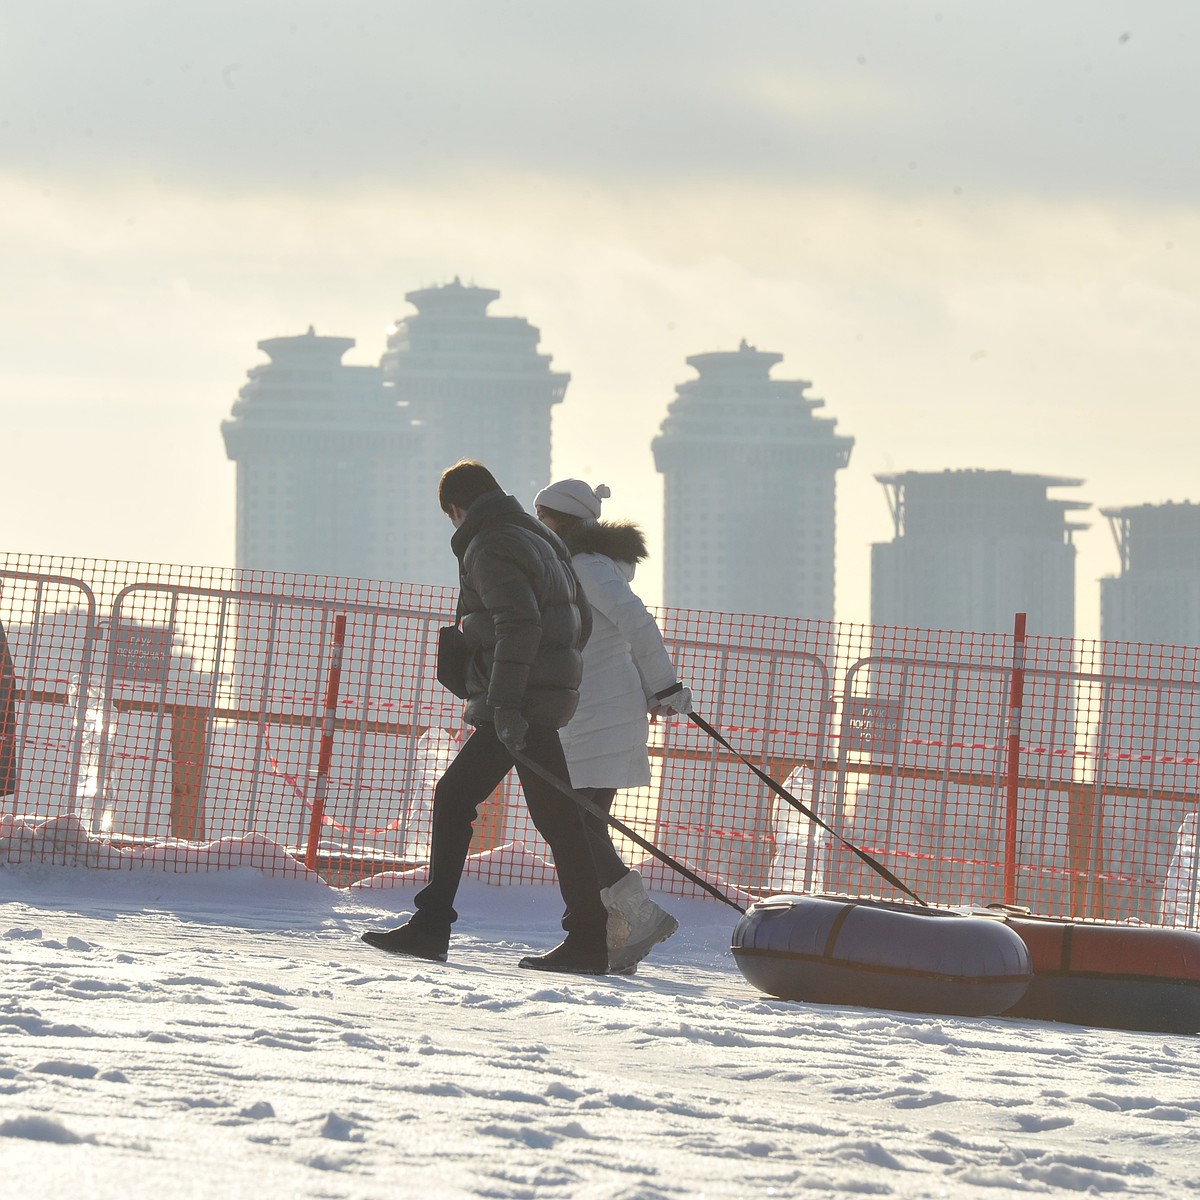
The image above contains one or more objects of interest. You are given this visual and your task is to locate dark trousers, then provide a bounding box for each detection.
[413,722,609,945]
[576,787,630,890]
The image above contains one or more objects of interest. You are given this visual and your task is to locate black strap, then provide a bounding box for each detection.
[510,747,747,914]
[686,711,928,908]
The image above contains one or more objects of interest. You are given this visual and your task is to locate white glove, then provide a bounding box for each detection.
[655,684,693,715]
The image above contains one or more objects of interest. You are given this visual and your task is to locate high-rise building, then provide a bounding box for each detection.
[857,470,1090,911]
[1094,502,1200,921]
[221,329,413,578]
[380,278,569,586]
[1100,502,1200,645]
[871,469,1089,637]
[651,341,854,618]
[223,282,568,588]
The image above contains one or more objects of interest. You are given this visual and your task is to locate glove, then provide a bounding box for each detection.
[494,709,529,755]
[655,683,693,715]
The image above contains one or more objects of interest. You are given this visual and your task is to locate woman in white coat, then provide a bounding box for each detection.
[534,478,692,973]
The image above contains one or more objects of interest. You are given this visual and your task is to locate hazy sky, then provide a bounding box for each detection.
[4,2,1198,638]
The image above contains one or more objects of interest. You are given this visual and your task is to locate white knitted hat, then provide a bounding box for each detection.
[534,479,611,520]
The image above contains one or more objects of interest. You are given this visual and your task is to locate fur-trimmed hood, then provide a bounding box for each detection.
[562,519,649,565]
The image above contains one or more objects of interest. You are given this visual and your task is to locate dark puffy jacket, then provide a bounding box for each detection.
[451,490,592,729]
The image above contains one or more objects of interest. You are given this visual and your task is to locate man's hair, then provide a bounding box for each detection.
[438,460,502,514]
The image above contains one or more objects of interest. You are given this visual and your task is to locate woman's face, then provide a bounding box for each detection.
[535,506,561,533]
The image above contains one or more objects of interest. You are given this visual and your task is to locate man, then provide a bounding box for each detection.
[363,460,611,973]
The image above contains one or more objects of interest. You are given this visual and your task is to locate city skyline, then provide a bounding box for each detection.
[7,281,1195,638]
[216,294,1178,636]
[4,4,1199,641]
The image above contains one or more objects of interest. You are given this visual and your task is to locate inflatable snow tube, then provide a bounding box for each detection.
[732,894,1032,1018]
[1001,915,1200,1035]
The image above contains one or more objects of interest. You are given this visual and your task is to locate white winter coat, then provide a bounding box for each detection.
[559,523,678,789]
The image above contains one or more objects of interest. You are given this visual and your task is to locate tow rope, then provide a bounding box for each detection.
[510,746,748,914]
[686,712,927,907]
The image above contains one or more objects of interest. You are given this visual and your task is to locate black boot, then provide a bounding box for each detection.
[518,937,608,975]
[361,921,449,962]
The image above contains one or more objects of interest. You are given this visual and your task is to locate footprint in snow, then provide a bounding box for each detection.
[1014,1112,1075,1132]
[478,1121,559,1150]
[1139,1106,1194,1122]
[33,1060,99,1079]
[321,1112,363,1141]
[891,1090,957,1109]
[339,1031,390,1051]
[0,1115,94,1144]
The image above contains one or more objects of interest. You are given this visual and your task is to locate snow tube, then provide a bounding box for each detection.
[1000,915,1200,1034]
[732,894,1032,1018]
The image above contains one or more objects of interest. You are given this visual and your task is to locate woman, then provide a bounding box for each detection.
[534,478,692,973]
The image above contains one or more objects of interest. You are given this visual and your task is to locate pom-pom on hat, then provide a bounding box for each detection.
[534,479,611,521]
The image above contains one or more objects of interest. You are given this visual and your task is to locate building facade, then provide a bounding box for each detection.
[1100,501,1200,645]
[871,469,1089,637]
[223,281,568,587]
[1095,502,1200,921]
[380,278,569,586]
[651,341,854,619]
[856,470,1090,911]
[221,329,413,579]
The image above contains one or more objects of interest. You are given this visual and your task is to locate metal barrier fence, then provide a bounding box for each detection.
[2,553,1198,928]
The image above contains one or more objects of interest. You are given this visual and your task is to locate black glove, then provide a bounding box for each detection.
[494,709,528,755]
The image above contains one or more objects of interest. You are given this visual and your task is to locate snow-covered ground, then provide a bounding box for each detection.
[3,836,1199,1199]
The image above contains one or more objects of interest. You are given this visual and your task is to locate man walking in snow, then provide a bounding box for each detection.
[362,460,612,974]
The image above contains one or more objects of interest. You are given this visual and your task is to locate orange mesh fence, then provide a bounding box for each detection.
[2,553,1198,929]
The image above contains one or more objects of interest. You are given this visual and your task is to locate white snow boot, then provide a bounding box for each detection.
[601,870,679,974]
